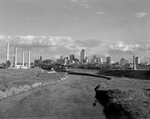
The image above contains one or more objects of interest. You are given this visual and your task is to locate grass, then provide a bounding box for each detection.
[98,70,150,80]
[95,86,150,119]
[70,69,150,119]
[0,68,65,99]
[93,70,150,119]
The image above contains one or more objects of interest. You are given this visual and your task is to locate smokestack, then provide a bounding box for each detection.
[22,51,24,66]
[14,47,17,66]
[6,43,9,65]
[28,51,30,68]
[133,55,136,70]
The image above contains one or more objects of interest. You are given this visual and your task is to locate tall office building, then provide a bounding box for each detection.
[60,55,63,60]
[133,55,136,70]
[14,47,17,66]
[40,55,42,63]
[99,58,103,64]
[80,49,85,63]
[107,56,111,65]
[135,57,140,65]
[93,55,99,63]
[120,58,129,66]
[70,54,75,62]
[85,57,89,63]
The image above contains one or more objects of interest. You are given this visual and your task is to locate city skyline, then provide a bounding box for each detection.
[0,0,150,62]
[2,43,150,64]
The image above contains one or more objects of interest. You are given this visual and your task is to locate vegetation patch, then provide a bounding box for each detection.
[98,70,150,80]
[95,84,150,119]
[68,71,111,80]
[0,69,67,100]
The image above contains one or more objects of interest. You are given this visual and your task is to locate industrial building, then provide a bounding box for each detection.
[6,43,31,69]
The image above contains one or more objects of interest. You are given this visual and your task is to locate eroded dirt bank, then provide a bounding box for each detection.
[95,83,150,119]
[0,69,66,100]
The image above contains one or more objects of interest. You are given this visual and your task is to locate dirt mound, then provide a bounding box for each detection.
[95,83,150,119]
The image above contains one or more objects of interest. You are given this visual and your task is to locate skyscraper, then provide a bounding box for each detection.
[80,49,85,63]
[99,58,103,64]
[133,55,136,70]
[70,54,75,62]
[107,56,111,65]
[60,55,63,60]
[135,57,140,65]
[93,55,99,63]
[40,55,42,63]
[120,58,129,66]
[14,47,17,66]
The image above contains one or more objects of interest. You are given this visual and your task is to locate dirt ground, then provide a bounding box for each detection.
[0,73,106,119]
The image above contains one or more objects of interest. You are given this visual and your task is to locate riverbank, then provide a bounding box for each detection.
[0,70,106,119]
[67,69,150,119]
[0,68,67,100]
[94,75,150,119]
[98,70,150,80]
[68,71,111,80]
[95,84,150,119]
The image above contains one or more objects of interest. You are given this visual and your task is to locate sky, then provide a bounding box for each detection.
[0,0,150,63]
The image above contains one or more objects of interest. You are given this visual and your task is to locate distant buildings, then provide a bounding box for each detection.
[99,58,103,64]
[84,57,89,64]
[91,55,103,64]
[60,55,63,60]
[135,57,140,65]
[5,43,31,68]
[107,56,111,65]
[80,49,85,63]
[57,58,64,65]
[133,55,136,70]
[92,55,98,64]
[70,54,75,62]
[40,55,42,63]
[120,58,129,66]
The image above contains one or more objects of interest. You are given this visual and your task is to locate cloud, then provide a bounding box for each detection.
[76,39,113,57]
[11,0,41,2]
[71,0,90,9]
[134,12,148,18]
[96,11,106,15]
[108,41,150,56]
[80,4,90,9]
[0,35,80,50]
[0,35,86,61]
[1,35,150,62]
[73,17,79,20]
[72,0,78,2]
[72,0,88,3]
[25,17,38,20]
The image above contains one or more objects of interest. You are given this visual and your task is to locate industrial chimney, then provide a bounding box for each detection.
[14,47,17,66]
[6,43,9,67]
[22,51,24,67]
[28,51,30,68]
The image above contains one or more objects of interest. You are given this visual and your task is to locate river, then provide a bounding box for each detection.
[0,74,106,119]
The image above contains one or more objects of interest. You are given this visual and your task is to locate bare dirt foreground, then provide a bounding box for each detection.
[0,69,106,119]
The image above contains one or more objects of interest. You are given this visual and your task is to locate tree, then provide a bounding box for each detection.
[6,60,11,68]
